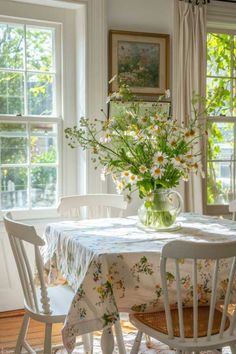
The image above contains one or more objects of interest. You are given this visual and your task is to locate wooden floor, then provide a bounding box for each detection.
[0,312,64,352]
[0,311,135,352]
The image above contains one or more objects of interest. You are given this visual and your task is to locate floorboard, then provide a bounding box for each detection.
[0,312,136,352]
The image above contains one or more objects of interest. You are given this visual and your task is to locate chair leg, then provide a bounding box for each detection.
[44,323,52,354]
[130,330,142,354]
[15,313,30,354]
[114,321,126,354]
[145,334,152,348]
[83,333,93,354]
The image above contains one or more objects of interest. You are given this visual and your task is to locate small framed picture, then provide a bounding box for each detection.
[109,30,170,96]
[109,101,171,119]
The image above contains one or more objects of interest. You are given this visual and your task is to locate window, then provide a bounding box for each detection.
[206,31,236,214]
[0,18,61,212]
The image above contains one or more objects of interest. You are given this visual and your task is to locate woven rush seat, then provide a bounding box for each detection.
[132,306,230,338]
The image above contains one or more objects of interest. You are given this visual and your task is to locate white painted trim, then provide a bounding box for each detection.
[10,0,86,9]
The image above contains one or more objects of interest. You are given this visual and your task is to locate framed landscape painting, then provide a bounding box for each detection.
[109,30,169,96]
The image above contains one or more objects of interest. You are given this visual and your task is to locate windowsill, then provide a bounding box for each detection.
[0,208,60,222]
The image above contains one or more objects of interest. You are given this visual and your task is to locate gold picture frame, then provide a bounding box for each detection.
[109,30,170,96]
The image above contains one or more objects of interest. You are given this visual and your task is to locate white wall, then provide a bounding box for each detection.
[108,0,174,34]
[107,0,174,215]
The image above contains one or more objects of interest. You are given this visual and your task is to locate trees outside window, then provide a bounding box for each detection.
[0,19,61,211]
[206,31,236,214]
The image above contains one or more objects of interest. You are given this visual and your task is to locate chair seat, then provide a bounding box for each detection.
[131,306,230,338]
[34,285,75,319]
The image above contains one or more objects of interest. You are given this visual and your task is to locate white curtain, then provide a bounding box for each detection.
[173,0,207,213]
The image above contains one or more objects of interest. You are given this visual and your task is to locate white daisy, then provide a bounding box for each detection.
[172,155,185,166]
[139,165,147,174]
[121,170,130,179]
[151,166,163,179]
[153,152,167,165]
[129,174,138,184]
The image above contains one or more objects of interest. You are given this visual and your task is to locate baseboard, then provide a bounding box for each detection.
[0,308,24,319]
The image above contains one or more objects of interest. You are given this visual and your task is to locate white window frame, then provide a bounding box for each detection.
[205,27,236,215]
[0,0,108,220]
[0,14,63,219]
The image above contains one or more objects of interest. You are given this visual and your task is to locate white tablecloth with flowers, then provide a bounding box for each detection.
[43,213,236,353]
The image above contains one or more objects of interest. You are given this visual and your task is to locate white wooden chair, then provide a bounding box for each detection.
[57,193,127,219]
[130,239,236,354]
[229,200,236,221]
[57,193,128,354]
[3,212,92,354]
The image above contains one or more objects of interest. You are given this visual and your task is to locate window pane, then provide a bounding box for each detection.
[0,122,27,164]
[31,166,57,208]
[26,27,54,72]
[27,73,54,115]
[207,161,234,205]
[208,122,234,161]
[0,23,24,70]
[207,78,232,116]
[1,167,28,209]
[207,33,232,77]
[31,137,57,164]
[0,122,26,132]
[0,72,24,115]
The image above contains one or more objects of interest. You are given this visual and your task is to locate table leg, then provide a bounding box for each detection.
[114,321,126,354]
[101,327,114,354]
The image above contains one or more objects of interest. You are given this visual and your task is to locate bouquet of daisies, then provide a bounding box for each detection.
[65,82,205,203]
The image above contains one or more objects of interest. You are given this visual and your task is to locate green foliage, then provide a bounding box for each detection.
[0,23,54,115]
[65,82,206,202]
[206,32,236,205]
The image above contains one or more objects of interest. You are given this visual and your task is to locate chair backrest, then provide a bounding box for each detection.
[57,193,127,219]
[3,212,51,315]
[229,199,236,221]
[160,240,236,343]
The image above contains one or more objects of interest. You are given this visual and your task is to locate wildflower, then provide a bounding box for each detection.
[153,152,167,165]
[173,156,185,166]
[139,165,147,174]
[185,154,193,161]
[138,116,148,125]
[151,166,163,179]
[168,137,177,148]
[184,129,196,140]
[146,191,154,202]
[121,170,130,178]
[116,182,124,194]
[99,133,111,143]
[129,174,137,184]
[149,124,160,134]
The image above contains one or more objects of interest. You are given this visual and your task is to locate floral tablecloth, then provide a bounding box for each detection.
[43,213,236,353]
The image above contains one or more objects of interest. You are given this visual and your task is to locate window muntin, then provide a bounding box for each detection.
[0,22,56,116]
[0,121,58,210]
[206,31,236,211]
[0,18,61,212]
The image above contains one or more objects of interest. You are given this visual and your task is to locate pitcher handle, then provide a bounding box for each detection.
[168,190,183,216]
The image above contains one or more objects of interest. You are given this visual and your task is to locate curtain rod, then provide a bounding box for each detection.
[215,0,236,3]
